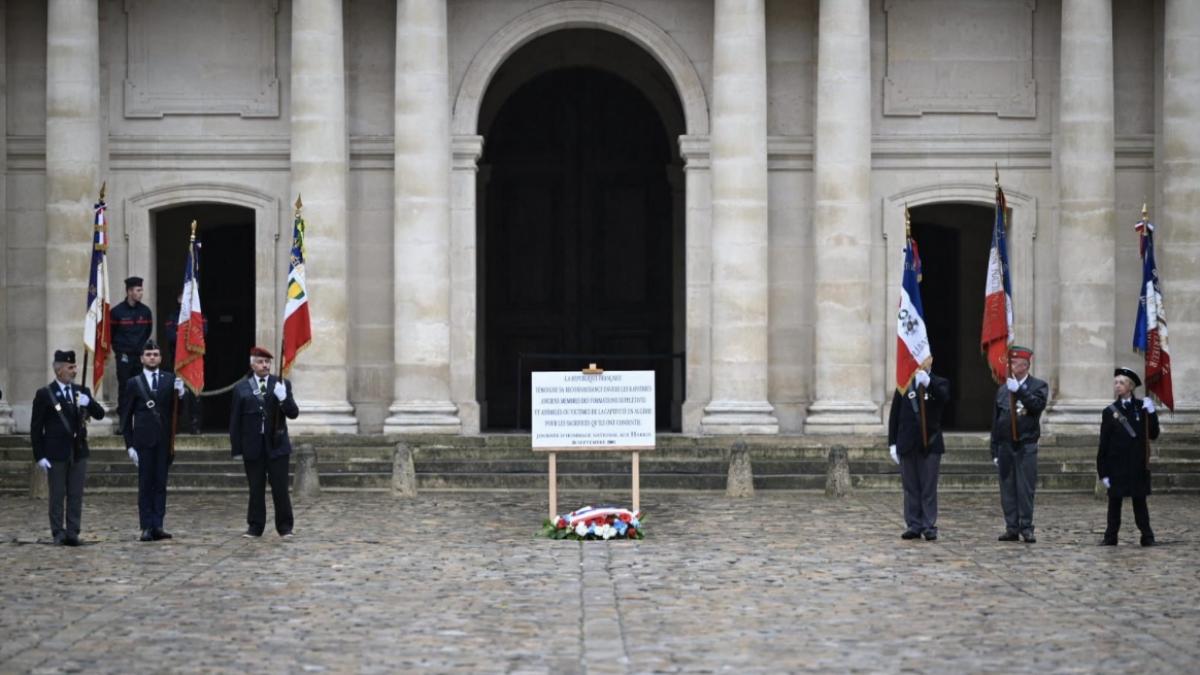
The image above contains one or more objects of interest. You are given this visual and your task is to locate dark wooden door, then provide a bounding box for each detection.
[481,68,675,430]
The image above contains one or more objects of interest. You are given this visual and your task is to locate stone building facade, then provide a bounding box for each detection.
[0,0,1197,437]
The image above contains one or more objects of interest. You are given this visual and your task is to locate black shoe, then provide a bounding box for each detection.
[1100,537,1118,546]
[52,532,66,545]
[901,530,921,540]
[998,531,1020,542]
[923,530,938,541]
[1141,535,1156,547]
[280,532,294,540]
[1020,531,1036,543]
[62,534,81,547]
[140,529,154,542]
[151,528,173,541]
[242,529,262,538]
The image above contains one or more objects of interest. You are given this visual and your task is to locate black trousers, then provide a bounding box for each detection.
[900,451,941,534]
[243,453,293,535]
[47,458,88,539]
[115,353,140,428]
[997,444,1038,534]
[137,444,170,530]
[1106,494,1152,539]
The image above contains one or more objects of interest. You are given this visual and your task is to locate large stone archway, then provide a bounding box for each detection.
[446,1,711,433]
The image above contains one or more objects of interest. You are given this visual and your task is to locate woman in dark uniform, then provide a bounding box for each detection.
[1097,367,1160,546]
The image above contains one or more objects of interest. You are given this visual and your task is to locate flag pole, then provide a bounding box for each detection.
[997,165,1018,442]
[1140,201,1152,467]
[274,195,303,432]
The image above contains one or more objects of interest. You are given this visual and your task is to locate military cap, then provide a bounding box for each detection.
[142,339,160,353]
[250,346,274,359]
[1008,345,1033,360]
[1114,367,1142,388]
[53,349,76,364]
[124,276,144,289]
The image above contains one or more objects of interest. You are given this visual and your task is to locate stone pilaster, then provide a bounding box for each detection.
[805,0,877,433]
[1046,0,1117,429]
[0,3,11,434]
[45,0,100,407]
[1159,0,1200,425]
[701,0,777,435]
[287,0,357,433]
[384,0,460,433]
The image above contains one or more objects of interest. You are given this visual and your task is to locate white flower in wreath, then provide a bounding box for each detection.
[602,525,616,540]
[575,523,589,537]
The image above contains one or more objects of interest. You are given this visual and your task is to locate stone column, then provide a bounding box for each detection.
[45,0,100,380]
[449,135,484,434]
[287,0,358,433]
[1046,0,1116,428]
[701,0,778,435]
[804,0,877,433]
[0,4,11,434]
[1161,0,1200,421]
[385,0,460,433]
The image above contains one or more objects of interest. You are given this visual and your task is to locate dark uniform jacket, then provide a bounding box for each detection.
[31,383,105,462]
[990,376,1049,458]
[229,375,299,461]
[110,301,153,355]
[120,370,177,450]
[1097,397,1159,498]
[888,374,951,456]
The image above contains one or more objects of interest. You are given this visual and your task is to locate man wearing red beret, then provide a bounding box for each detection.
[990,345,1048,543]
[229,346,300,538]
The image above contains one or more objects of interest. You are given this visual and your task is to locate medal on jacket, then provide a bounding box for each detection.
[1015,400,1026,416]
[146,399,156,409]
[1112,410,1120,420]
[54,402,62,412]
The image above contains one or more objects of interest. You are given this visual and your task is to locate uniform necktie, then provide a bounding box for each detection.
[152,372,159,391]
[259,378,267,394]
[62,385,72,403]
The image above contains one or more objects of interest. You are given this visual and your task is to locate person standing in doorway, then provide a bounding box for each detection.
[120,340,185,542]
[229,346,299,539]
[1097,367,1160,546]
[990,345,1049,543]
[888,367,951,541]
[110,276,153,430]
[30,350,105,545]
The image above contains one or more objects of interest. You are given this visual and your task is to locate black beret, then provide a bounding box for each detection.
[142,340,160,353]
[124,276,144,289]
[1114,367,1141,388]
[53,349,76,364]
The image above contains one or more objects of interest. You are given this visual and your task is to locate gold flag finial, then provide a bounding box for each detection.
[189,220,198,242]
[294,194,303,212]
[1141,201,1149,220]
[99,181,107,201]
[904,201,911,237]
[994,163,999,188]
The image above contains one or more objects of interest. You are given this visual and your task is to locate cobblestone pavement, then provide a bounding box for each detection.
[2,490,1198,674]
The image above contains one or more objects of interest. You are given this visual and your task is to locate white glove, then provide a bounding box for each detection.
[889,445,899,465]
[37,458,51,472]
[76,392,90,408]
[1142,398,1155,414]
[1005,377,1019,392]
[174,379,186,396]
[273,381,287,402]
[128,448,139,467]
[993,457,999,467]
[1102,477,1111,488]
[915,370,930,388]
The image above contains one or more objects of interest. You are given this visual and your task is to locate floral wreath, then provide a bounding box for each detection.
[540,505,645,540]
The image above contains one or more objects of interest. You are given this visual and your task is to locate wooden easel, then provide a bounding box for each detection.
[532,363,653,520]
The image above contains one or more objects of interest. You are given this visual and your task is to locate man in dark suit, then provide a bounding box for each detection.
[229,346,300,538]
[120,340,185,542]
[990,345,1049,543]
[30,349,106,545]
[1097,367,1160,547]
[888,367,950,541]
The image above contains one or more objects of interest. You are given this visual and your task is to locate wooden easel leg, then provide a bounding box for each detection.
[632,451,640,513]
[548,452,558,520]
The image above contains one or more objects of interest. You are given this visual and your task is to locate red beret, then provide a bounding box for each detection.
[249,346,274,359]
[1008,345,1033,360]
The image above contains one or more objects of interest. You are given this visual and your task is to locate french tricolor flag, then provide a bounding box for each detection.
[980,185,1013,383]
[896,228,931,392]
[175,232,205,393]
